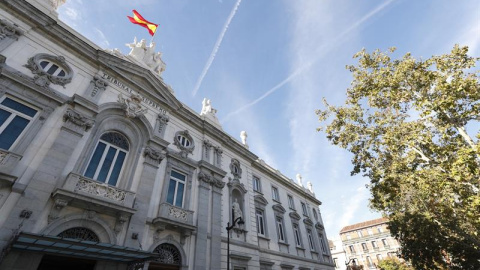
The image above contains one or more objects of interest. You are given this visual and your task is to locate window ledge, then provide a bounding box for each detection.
[272,199,281,204]
[254,190,263,195]
[295,246,305,250]
[257,235,270,241]
[278,241,289,247]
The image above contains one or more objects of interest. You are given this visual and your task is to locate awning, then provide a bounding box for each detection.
[10,232,159,263]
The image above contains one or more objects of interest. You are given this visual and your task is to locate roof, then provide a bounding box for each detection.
[339,217,388,233]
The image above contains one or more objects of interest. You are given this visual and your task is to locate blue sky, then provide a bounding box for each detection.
[58,0,480,239]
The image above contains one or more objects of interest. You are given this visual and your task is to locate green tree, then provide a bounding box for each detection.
[316,45,480,269]
[377,257,414,270]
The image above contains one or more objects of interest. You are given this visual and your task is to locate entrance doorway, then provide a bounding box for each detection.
[37,255,96,270]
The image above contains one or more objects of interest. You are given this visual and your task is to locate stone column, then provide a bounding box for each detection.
[193,172,212,269]
[210,178,225,270]
[124,145,165,248]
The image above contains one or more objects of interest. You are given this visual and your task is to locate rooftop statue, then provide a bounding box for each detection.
[125,37,166,76]
[240,131,248,149]
[296,173,304,187]
[200,98,221,127]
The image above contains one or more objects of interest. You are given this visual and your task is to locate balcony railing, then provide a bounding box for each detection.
[52,173,136,217]
[154,202,195,228]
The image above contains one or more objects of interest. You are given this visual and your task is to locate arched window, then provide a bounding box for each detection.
[84,132,129,186]
[57,227,100,242]
[153,243,181,265]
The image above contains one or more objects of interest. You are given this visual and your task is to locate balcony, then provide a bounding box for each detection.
[52,172,136,217]
[152,202,195,235]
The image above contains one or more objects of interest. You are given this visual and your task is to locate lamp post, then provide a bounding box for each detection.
[345,258,355,270]
[226,206,244,270]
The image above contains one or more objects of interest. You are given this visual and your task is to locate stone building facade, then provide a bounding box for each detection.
[339,218,400,269]
[0,1,334,269]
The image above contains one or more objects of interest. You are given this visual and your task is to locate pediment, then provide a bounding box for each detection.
[254,194,268,206]
[272,204,286,214]
[289,211,301,220]
[303,217,314,226]
[97,51,181,112]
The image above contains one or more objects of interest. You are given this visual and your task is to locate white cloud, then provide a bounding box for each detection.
[64,7,79,21]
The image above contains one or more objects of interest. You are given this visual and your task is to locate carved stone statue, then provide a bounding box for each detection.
[240,131,248,149]
[200,98,221,126]
[307,181,314,193]
[126,37,147,60]
[125,38,166,76]
[232,198,243,220]
[296,173,303,187]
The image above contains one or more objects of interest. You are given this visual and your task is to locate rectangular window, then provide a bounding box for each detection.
[256,209,266,236]
[372,240,378,248]
[377,226,383,233]
[366,256,373,267]
[362,243,368,251]
[382,238,388,247]
[377,254,383,261]
[319,233,328,254]
[307,229,315,250]
[85,134,128,186]
[357,230,363,237]
[288,195,295,209]
[253,176,261,192]
[272,186,280,201]
[293,224,302,247]
[333,258,338,268]
[166,170,186,207]
[301,202,308,216]
[368,228,373,235]
[349,245,355,253]
[276,217,285,242]
[0,97,37,150]
[346,233,351,240]
[313,208,318,220]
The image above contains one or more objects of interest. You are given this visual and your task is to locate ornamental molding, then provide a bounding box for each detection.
[89,75,109,98]
[289,211,301,220]
[75,178,126,202]
[315,222,325,230]
[168,206,187,221]
[0,19,23,41]
[198,171,225,189]
[156,113,169,137]
[303,217,314,226]
[229,158,242,180]
[144,146,166,165]
[173,130,195,158]
[272,204,286,214]
[24,53,73,88]
[63,108,95,131]
[254,194,268,207]
[118,93,148,118]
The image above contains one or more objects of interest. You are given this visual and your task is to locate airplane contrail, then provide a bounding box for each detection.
[192,0,242,97]
[221,0,396,123]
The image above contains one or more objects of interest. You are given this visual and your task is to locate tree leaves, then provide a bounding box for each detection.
[317,45,480,269]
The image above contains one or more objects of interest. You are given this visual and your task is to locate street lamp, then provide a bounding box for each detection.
[345,258,356,269]
[226,206,244,270]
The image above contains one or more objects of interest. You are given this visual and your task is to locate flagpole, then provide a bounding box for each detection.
[150,29,158,45]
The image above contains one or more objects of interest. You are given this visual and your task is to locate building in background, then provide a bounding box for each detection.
[0,0,334,269]
[329,238,347,270]
[339,218,400,269]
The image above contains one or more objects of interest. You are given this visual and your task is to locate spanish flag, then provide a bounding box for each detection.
[127,10,158,36]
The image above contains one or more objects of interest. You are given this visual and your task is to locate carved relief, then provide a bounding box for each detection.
[169,206,187,221]
[75,178,126,202]
[144,146,166,165]
[229,158,242,180]
[118,93,148,118]
[156,113,169,137]
[0,19,22,41]
[24,53,73,88]
[88,75,109,99]
[203,140,213,161]
[0,150,8,165]
[63,109,95,132]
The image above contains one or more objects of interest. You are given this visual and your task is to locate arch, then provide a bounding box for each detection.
[40,213,117,244]
[147,236,188,269]
[75,104,153,190]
